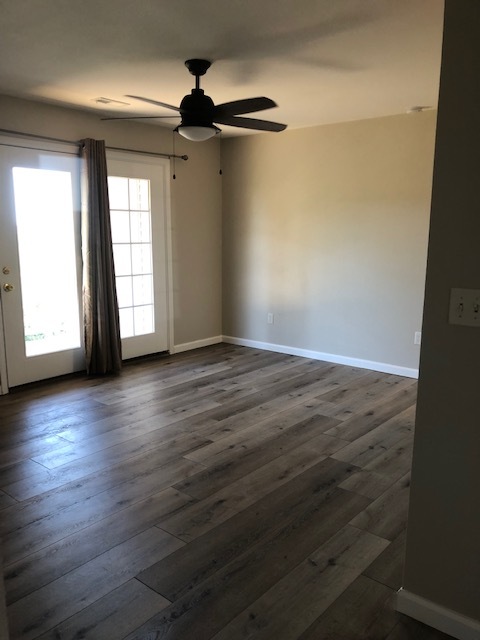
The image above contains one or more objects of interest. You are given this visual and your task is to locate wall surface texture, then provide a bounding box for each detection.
[0,94,222,350]
[402,0,480,628]
[221,111,436,373]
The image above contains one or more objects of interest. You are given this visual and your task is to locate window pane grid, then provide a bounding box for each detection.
[108,176,154,338]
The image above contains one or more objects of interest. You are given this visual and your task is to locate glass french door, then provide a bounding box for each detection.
[0,142,84,389]
[107,152,170,360]
[0,143,171,392]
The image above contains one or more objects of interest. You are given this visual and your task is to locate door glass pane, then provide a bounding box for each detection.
[115,276,133,308]
[108,177,129,209]
[110,210,130,243]
[130,211,151,243]
[132,275,153,306]
[131,244,152,274]
[129,179,149,210]
[119,307,134,338]
[108,176,155,338]
[112,244,132,276]
[12,168,81,357]
[134,305,154,335]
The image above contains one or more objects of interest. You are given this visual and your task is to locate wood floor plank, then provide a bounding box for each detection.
[0,441,203,537]
[4,487,194,605]
[0,435,73,469]
[324,383,417,442]
[87,350,290,410]
[29,399,218,470]
[198,363,364,426]
[162,432,348,540]
[0,489,16,509]
[129,489,370,640]
[95,362,233,405]
[320,373,415,419]
[34,579,170,640]
[191,377,353,445]
[338,469,395,500]
[96,352,304,408]
[138,459,365,601]
[7,527,182,640]
[0,344,425,640]
[331,405,416,469]
[363,529,407,591]
[3,430,209,502]
[349,473,411,541]
[2,456,202,564]
[363,434,414,480]
[297,574,397,640]
[210,525,389,640]
[178,413,344,501]
[202,354,309,394]
[184,398,336,465]
[49,387,221,446]
[0,459,52,488]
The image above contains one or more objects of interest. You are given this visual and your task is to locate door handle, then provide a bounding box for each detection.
[3,283,14,292]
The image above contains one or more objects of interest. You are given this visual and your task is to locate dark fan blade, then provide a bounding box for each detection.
[101,115,180,121]
[213,97,277,117]
[126,95,181,112]
[213,114,286,132]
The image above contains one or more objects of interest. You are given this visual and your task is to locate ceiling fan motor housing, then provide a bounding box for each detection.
[107,57,286,135]
[180,89,215,127]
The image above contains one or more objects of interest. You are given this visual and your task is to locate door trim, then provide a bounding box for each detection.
[106,149,174,357]
[0,298,8,395]
[0,136,81,393]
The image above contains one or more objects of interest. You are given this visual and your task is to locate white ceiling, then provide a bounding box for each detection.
[0,0,444,136]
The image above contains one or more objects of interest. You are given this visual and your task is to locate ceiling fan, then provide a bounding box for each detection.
[104,59,287,141]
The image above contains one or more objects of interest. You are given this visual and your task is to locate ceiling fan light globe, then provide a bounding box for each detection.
[177,126,218,142]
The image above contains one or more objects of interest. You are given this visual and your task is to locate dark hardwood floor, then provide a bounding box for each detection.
[0,344,454,639]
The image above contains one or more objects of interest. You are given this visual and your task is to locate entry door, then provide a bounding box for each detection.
[0,142,84,388]
[107,152,171,360]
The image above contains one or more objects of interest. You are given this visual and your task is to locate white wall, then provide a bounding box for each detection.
[222,111,437,374]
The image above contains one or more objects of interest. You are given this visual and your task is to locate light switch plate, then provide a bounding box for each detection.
[449,288,480,327]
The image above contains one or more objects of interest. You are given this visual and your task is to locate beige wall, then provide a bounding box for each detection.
[222,112,436,373]
[403,0,480,624]
[0,94,222,349]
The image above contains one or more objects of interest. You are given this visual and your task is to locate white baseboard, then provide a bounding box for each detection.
[173,335,223,354]
[396,588,480,640]
[222,336,418,378]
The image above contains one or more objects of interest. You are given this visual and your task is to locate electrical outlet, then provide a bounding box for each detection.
[414,331,422,345]
[449,288,480,327]
[267,313,274,325]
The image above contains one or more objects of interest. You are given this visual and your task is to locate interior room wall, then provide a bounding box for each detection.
[0,94,222,351]
[221,111,437,375]
[400,0,480,632]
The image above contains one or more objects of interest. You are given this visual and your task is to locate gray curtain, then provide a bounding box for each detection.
[81,138,122,375]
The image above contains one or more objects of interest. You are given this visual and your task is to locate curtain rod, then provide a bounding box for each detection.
[0,127,188,161]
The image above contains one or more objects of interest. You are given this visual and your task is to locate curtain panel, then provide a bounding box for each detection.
[80,139,122,374]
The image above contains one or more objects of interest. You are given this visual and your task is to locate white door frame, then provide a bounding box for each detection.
[0,138,174,394]
[106,150,174,359]
[0,300,8,395]
[0,135,81,394]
